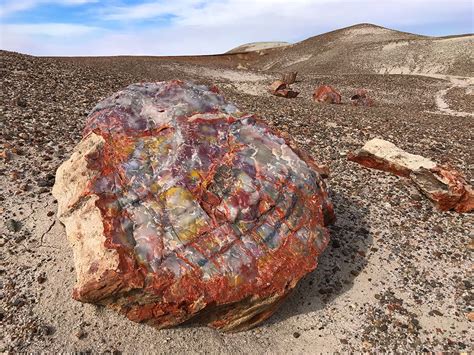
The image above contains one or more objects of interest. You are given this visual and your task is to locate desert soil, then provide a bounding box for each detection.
[0,46,473,353]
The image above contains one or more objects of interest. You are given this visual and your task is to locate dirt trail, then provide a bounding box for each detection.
[418,73,474,117]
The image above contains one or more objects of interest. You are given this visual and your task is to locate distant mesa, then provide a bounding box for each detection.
[226,41,291,54]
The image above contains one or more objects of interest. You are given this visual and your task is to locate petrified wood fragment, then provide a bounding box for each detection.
[269,80,299,98]
[411,166,474,213]
[347,138,436,177]
[348,138,473,213]
[350,88,375,107]
[53,81,334,331]
[281,71,298,85]
[313,85,342,104]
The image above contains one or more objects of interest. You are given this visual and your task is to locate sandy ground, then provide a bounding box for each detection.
[1,49,473,353]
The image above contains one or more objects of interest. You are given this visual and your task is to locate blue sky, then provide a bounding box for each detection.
[1,0,473,56]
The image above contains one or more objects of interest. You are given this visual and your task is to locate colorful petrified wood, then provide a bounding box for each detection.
[53,81,334,331]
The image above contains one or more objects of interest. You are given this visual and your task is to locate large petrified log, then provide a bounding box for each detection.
[53,81,334,331]
[348,138,473,213]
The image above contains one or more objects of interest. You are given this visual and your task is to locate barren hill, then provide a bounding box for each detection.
[240,24,474,76]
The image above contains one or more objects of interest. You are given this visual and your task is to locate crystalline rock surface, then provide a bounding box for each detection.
[52,81,334,331]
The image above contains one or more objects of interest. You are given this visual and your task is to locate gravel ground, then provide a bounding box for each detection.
[445,87,474,114]
[0,49,473,353]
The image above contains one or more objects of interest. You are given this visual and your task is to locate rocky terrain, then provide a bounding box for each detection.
[0,23,473,353]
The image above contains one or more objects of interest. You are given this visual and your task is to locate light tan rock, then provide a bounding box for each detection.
[52,133,123,302]
[53,133,105,217]
[348,138,436,177]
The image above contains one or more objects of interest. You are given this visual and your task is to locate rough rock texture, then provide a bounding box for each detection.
[52,80,334,332]
[411,166,474,213]
[269,80,299,98]
[347,138,436,177]
[348,139,473,212]
[313,85,342,104]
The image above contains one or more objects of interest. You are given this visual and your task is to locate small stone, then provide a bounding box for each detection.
[428,310,444,316]
[14,234,26,243]
[6,219,21,233]
[18,132,29,140]
[75,329,87,339]
[410,193,423,201]
[39,325,56,336]
[16,98,27,107]
[468,240,474,251]
[0,150,11,161]
[37,273,47,284]
[293,332,301,338]
[37,178,54,187]
[12,297,26,307]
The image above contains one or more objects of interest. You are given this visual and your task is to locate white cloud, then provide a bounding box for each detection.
[99,0,472,29]
[0,0,472,56]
